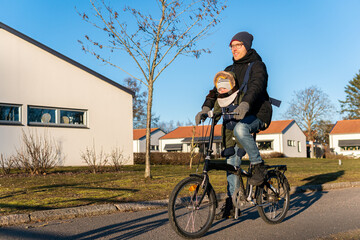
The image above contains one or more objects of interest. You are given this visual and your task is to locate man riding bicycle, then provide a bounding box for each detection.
[195,31,272,219]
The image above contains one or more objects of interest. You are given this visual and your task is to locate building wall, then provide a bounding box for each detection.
[0,28,133,166]
[159,138,185,152]
[282,124,306,157]
[133,130,166,153]
[256,133,282,154]
[330,133,360,157]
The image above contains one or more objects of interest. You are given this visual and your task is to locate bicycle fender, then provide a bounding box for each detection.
[189,174,218,208]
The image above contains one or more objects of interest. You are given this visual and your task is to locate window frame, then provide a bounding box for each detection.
[27,105,88,128]
[257,140,274,150]
[0,103,22,125]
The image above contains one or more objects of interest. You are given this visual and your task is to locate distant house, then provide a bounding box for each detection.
[329,119,360,157]
[159,120,307,158]
[257,120,306,157]
[0,22,134,166]
[133,128,166,152]
[159,125,223,155]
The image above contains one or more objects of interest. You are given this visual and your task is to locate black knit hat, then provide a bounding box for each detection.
[229,32,253,50]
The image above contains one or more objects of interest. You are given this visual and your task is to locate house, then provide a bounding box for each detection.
[257,120,306,157]
[159,120,307,158]
[329,119,360,157]
[0,22,134,166]
[159,125,223,155]
[133,128,166,152]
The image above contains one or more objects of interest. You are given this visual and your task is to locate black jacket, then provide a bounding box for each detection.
[202,49,272,128]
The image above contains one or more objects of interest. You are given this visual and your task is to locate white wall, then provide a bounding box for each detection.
[282,123,306,157]
[159,138,185,152]
[0,28,133,166]
[330,133,360,157]
[256,133,282,154]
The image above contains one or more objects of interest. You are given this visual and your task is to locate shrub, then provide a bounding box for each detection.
[261,152,285,159]
[0,154,14,175]
[110,147,129,170]
[134,152,203,165]
[13,129,61,175]
[81,142,108,173]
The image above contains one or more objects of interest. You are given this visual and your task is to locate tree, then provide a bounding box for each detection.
[124,78,147,129]
[339,70,360,119]
[314,120,333,145]
[79,0,226,178]
[284,86,334,141]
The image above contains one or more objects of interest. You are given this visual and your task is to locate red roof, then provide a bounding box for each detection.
[258,120,294,135]
[160,120,295,139]
[133,128,160,140]
[330,119,360,134]
[160,125,222,139]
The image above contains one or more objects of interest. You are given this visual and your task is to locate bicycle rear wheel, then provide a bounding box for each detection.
[168,176,216,238]
[256,171,290,224]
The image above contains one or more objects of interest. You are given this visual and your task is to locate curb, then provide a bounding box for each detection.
[1,181,360,227]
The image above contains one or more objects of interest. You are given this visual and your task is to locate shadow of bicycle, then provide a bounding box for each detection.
[285,170,345,221]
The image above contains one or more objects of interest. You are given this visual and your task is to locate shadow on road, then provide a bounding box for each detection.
[284,170,345,221]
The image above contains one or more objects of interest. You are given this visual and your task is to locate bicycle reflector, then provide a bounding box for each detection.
[189,184,198,192]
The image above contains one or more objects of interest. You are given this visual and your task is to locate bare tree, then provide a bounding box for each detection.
[78,0,226,178]
[284,86,334,141]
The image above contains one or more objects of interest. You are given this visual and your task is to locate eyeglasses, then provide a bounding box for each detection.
[230,43,244,50]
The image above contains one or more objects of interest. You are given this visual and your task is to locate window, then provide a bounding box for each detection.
[150,145,159,151]
[28,107,56,124]
[60,109,85,125]
[287,140,296,147]
[0,103,22,124]
[298,141,301,152]
[257,141,273,150]
[28,106,87,127]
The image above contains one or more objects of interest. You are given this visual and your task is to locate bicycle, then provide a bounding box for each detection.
[168,112,290,239]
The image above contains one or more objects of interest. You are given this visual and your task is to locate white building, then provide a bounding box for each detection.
[329,119,360,157]
[159,120,307,158]
[256,120,306,157]
[133,128,166,152]
[0,22,134,166]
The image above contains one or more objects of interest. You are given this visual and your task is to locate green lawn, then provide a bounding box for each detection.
[0,158,359,216]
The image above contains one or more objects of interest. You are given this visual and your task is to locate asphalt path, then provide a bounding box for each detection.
[1,187,360,240]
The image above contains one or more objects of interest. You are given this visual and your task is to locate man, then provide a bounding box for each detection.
[195,31,272,219]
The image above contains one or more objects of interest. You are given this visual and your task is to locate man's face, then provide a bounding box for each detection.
[230,40,247,60]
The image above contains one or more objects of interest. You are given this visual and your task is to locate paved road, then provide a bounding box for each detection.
[1,187,360,240]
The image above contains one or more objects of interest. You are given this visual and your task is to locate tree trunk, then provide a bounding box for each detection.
[144,82,154,179]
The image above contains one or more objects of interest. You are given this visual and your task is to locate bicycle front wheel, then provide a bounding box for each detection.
[168,176,216,239]
[256,171,290,224]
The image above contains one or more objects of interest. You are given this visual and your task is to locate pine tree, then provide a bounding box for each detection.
[339,70,360,119]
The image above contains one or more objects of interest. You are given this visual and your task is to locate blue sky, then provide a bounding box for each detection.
[1,0,360,125]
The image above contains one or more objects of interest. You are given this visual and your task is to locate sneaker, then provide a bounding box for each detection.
[249,162,266,186]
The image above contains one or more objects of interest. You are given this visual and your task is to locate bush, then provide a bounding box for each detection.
[81,143,108,173]
[110,147,129,170]
[13,129,61,175]
[134,152,203,165]
[261,152,285,159]
[0,154,14,175]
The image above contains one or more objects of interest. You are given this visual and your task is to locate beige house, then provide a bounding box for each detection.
[0,22,134,166]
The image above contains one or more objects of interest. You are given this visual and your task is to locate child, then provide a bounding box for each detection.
[212,70,246,219]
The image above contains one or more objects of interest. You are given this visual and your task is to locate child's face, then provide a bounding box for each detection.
[218,87,230,94]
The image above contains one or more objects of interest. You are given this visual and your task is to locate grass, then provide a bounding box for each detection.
[0,158,360,216]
